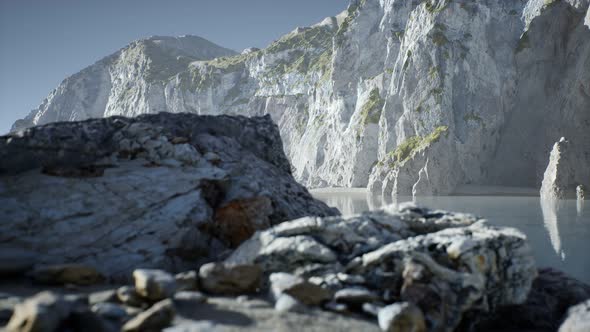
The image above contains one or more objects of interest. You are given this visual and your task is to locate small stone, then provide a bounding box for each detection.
[175,271,198,291]
[559,299,590,332]
[89,289,118,305]
[117,286,145,308]
[6,291,72,332]
[173,291,206,304]
[125,306,143,316]
[0,296,21,324]
[0,248,36,276]
[334,287,379,306]
[336,273,366,285]
[274,294,307,313]
[378,302,426,332]
[198,263,261,295]
[270,272,332,306]
[133,269,177,301]
[236,295,249,303]
[122,299,175,332]
[30,264,104,286]
[91,302,128,320]
[362,302,382,317]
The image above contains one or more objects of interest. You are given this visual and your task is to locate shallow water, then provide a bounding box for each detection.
[312,191,590,284]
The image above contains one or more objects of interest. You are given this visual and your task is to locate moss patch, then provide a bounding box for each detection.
[356,88,385,138]
[335,2,362,48]
[430,87,444,104]
[431,31,449,47]
[428,66,439,79]
[425,0,451,14]
[263,25,334,82]
[382,126,449,167]
[266,25,333,55]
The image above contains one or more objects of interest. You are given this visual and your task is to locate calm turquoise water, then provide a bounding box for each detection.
[313,192,590,284]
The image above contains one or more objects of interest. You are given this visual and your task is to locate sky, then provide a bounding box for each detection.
[0,0,347,134]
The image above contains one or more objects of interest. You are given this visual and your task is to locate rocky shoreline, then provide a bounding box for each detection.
[1,114,589,331]
[1,207,589,332]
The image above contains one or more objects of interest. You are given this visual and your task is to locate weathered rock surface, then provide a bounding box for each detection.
[0,113,337,279]
[378,302,426,332]
[541,138,589,200]
[91,302,129,321]
[173,291,206,304]
[11,1,590,196]
[559,299,590,332]
[88,289,118,306]
[269,272,332,306]
[174,271,198,292]
[122,298,175,332]
[274,294,308,313]
[198,263,262,295]
[133,269,177,301]
[333,287,379,307]
[226,204,537,331]
[116,286,145,308]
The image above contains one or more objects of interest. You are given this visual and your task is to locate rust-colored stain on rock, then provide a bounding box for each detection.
[213,196,273,247]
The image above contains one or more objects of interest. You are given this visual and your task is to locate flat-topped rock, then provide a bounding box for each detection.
[0,113,338,279]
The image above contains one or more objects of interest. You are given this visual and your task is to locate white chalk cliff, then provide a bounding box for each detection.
[11,0,590,195]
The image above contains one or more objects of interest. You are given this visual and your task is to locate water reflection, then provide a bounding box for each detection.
[312,190,590,284]
[540,197,565,260]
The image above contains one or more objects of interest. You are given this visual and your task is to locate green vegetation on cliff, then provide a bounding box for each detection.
[379,126,449,167]
[356,88,385,138]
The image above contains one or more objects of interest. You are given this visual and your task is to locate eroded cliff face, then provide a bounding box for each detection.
[12,0,590,195]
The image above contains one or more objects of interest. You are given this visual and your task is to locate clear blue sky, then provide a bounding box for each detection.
[0,0,346,134]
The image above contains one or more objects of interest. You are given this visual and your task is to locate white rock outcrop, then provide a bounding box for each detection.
[11,0,590,195]
[541,138,589,200]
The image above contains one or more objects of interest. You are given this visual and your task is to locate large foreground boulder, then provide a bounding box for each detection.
[0,113,337,279]
[226,204,537,331]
